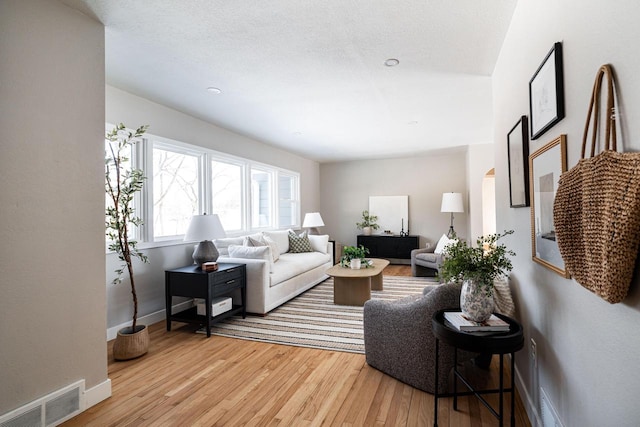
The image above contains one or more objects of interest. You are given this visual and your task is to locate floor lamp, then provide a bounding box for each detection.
[441,192,464,238]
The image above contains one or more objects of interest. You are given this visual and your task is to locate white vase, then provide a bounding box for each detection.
[460,279,494,323]
[350,258,361,269]
[362,226,372,236]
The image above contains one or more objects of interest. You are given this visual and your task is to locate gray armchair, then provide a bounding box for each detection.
[363,281,476,394]
[411,245,443,279]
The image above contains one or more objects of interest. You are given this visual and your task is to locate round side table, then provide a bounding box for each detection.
[431,309,524,427]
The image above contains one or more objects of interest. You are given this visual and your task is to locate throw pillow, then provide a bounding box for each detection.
[262,234,280,262]
[308,234,329,254]
[213,237,245,256]
[227,245,273,271]
[434,234,457,255]
[262,229,290,254]
[288,230,313,253]
[245,235,266,247]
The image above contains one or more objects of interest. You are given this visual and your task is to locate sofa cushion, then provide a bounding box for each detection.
[416,252,440,263]
[262,229,291,254]
[262,234,280,262]
[213,237,245,256]
[288,230,313,253]
[270,251,331,286]
[308,234,329,254]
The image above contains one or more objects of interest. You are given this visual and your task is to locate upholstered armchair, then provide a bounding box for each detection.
[363,281,476,394]
[410,246,443,278]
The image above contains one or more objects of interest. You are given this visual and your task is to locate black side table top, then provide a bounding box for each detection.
[165,262,244,275]
[432,309,525,355]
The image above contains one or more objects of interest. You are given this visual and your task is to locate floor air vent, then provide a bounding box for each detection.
[0,380,84,427]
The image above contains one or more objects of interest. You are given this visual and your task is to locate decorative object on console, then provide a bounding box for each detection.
[105,123,150,360]
[440,230,515,322]
[507,115,530,208]
[529,42,564,140]
[184,214,226,266]
[302,212,325,235]
[440,192,464,238]
[356,210,379,236]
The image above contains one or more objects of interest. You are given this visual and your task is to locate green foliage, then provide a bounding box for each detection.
[105,123,150,331]
[356,210,380,230]
[440,230,516,292]
[340,245,369,267]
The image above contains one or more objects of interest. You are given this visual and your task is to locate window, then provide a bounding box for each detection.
[211,159,243,232]
[152,145,200,239]
[105,123,301,246]
[278,173,298,228]
[251,167,272,228]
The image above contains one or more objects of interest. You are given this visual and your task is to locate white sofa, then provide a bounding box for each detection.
[215,229,333,315]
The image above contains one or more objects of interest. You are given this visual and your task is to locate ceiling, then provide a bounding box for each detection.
[63,0,516,163]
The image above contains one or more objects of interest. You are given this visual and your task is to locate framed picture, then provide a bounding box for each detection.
[529,134,569,277]
[529,42,564,140]
[507,115,530,208]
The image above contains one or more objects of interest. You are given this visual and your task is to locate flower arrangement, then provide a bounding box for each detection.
[355,210,380,231]
[440,230,515,294]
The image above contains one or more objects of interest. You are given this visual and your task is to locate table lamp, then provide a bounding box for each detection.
[302,212,325,235]
[441,192,464,238]
[184,214,226,266]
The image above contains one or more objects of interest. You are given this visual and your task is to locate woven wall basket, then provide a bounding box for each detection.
[113,324,149,360]
[554,64,640,303]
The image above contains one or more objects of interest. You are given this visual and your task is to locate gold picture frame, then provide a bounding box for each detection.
[529,134,569,277]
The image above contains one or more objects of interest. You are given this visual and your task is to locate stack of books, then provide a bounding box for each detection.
[444,311,510,332]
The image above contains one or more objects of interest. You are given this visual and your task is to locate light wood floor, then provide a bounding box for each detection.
[64,265,531,426]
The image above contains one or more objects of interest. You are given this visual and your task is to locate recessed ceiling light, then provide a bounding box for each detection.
[384,58,399,67]
[292,131,302,136]
[206,87,222,94]
[408,120,418,125]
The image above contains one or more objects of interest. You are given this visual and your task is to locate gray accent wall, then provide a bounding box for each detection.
[0,0,107,415]
[493,0,640,425]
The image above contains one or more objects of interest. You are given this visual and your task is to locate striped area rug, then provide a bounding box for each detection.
[208,275,438,354]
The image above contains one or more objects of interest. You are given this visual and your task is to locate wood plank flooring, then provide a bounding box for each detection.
[63,265,531,426]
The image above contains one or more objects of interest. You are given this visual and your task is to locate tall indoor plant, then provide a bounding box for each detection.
[106,123,150,360]
[440,230,515,322]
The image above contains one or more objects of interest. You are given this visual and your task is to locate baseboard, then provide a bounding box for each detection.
[107,300,194,340]
[514,360,542,427]
[84,379,111,409]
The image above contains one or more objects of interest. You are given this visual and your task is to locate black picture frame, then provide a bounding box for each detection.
[507,115,530,208]
[529,134,569,277]
[529,42,564,140]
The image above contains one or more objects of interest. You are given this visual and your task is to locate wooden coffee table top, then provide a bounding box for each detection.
[326,258,390,278]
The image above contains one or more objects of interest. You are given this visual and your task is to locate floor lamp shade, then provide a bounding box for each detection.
[302,212,325,235]
[441,192,464,238]
[184,214,226,265]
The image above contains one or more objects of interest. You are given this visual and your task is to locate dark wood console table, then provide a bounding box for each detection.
[357,234,419,263]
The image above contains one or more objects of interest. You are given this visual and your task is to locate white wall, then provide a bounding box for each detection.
[0,0,108,415]
[105,86,322,330]
[319,150,469,249]
[466,144,495,242]
[493,1,640,426]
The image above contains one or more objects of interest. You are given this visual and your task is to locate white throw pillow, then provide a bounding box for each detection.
[308,234,329,254]
[213,237,245,256]
[227,245,273,271]
[262,229,290,254]
[434,234,457,255]
[262,234,280,262]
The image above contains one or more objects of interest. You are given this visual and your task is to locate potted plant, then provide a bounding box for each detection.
[105,123,151,360]
[340,245,370,269]
[356,210,380,236]
[440,230,515,322]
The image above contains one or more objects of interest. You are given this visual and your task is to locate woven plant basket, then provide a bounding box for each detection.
[554,64,640,303]
[113,324,149,360]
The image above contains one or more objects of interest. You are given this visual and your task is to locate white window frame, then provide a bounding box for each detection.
[104,125,301,250]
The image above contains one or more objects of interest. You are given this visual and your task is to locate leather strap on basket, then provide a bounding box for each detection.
[582,64,617,158]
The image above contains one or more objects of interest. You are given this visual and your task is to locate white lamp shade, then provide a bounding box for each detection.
[441,192,464,213]
[302,212,325,228]
[184,214,226,241]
